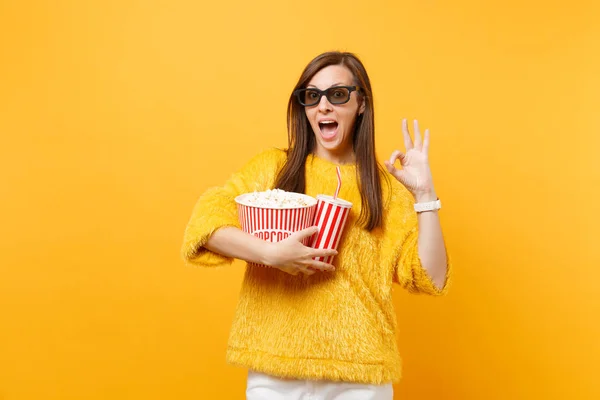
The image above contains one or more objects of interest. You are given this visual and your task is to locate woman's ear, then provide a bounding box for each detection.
[358,99,366,115]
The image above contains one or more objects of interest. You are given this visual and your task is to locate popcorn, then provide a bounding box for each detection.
[235,190,318,262]
[242,189,313,208]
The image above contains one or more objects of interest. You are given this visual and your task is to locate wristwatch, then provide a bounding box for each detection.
[414,199,442,213]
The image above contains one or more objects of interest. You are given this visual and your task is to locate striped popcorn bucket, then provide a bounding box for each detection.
[310,195,353,265]
[235,192,317,266]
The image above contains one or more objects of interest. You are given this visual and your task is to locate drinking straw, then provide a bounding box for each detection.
[334,166,341,200]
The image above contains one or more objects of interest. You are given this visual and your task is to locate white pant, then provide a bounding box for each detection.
[246,371,393,400]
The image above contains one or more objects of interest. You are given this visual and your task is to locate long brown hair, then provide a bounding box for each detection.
[274,51,386,231]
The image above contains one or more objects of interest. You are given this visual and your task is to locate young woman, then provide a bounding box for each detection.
[182,51,451,400]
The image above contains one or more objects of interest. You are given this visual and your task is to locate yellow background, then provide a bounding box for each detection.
[1,0,599,399]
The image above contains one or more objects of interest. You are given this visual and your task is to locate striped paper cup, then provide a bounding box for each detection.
[235,193,318,263]
[310,195,352,265]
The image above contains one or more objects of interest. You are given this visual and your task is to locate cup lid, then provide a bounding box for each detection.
[316,194,353,208]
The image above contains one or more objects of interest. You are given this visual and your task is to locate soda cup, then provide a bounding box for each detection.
[310,195,352,264]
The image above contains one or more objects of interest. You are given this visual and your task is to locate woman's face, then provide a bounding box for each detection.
[304,65,364,164]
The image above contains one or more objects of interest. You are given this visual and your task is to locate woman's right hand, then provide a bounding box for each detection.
[263,226,338,276]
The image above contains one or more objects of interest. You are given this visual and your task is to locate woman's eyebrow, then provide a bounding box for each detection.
[306,82,347,88]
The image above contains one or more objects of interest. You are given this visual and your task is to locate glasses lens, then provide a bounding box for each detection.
[327,87,351,104]
[300,89,321,106]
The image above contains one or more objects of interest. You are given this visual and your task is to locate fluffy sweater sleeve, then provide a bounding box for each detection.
[383,176,452,295]
[394,224,452,295]
[181,148,285,267]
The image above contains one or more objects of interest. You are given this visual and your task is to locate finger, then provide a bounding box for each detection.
[310,248,338,258]
[384,160,392,172]
[384,160,397,174]
[423,129,430,155]
[413,120,422,149]
[309,261,336,271]
[402,118,413,150]
[301,268,316,276]
[311,248,338,259]
[291,226,319,241]
[387,149,405,166]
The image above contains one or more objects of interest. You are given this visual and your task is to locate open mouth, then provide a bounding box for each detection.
[318,121,338,139]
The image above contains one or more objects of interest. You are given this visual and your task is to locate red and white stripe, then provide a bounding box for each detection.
[310,199,351,264]
[237,204,316,245]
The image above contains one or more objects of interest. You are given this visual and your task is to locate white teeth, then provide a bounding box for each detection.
[320,121,336,124]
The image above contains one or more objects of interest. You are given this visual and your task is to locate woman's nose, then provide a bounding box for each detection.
[317,94,333,112]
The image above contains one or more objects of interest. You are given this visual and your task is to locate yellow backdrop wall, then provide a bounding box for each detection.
[1,1,599,399]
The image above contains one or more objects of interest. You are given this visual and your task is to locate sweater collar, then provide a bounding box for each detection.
[306,153,357,172]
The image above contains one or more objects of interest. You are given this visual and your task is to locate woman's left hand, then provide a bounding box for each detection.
[384,119,437,202]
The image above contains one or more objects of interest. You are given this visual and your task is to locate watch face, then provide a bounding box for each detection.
[415,200,441,212]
